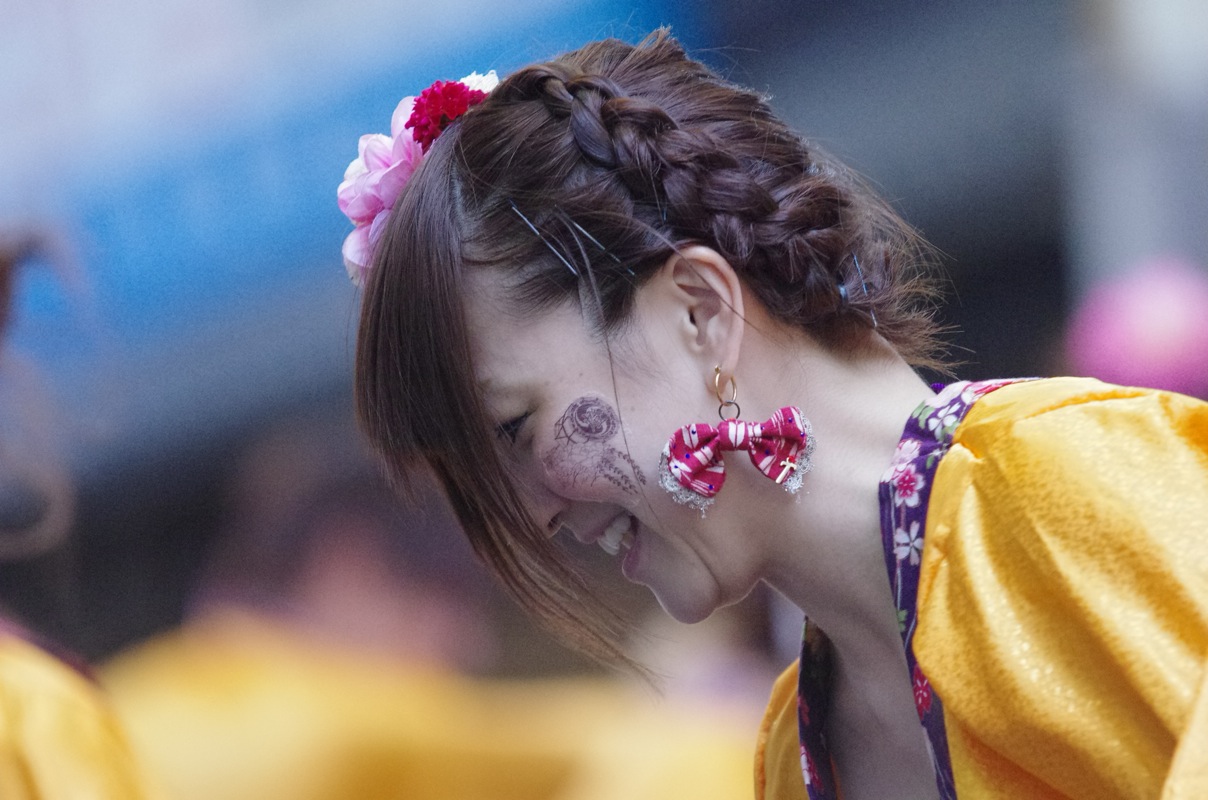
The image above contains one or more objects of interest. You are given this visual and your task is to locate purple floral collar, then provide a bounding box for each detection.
[794,379,1024,799]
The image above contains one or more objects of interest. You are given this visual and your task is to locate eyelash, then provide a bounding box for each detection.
[495,412,532,444]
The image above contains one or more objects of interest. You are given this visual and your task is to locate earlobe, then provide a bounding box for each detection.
[665,246,745,372]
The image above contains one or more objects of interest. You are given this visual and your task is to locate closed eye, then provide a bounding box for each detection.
[494,412,532,445]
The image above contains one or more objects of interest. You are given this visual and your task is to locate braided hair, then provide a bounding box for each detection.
[357,29,943,667]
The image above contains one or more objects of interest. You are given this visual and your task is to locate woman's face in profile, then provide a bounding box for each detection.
[461,268,766,624]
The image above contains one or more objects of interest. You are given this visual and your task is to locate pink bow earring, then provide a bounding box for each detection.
[659,368,815,513]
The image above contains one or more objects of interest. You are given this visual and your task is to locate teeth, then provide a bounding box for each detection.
[598,514,631,556]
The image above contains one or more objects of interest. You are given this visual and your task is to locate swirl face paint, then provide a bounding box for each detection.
[555,396,619,443]
[543,396,646,494]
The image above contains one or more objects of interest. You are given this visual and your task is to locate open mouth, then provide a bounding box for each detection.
[597,513,636,556]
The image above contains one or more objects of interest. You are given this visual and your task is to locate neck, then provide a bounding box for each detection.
[738,329,933,663]
[721,323,942,797]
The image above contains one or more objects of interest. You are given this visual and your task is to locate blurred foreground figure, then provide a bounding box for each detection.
[0,234,149,798]
[103,421,756,800]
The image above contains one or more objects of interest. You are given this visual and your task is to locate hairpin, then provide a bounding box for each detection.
[567,219,621,264]
[509,202,579,276]
[566,217,637,278]
[852,253,878,328]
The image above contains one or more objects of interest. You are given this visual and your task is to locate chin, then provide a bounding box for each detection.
[652,585,720,625]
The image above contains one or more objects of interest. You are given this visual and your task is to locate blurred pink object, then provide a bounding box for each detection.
[1066,256,1208,398]
[336,97,425,285]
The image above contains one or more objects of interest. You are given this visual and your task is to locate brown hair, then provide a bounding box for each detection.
[356,29,944,666]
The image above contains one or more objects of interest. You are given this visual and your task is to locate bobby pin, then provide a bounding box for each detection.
[567,218,621,264]
[567,217,637,277]
[509,200,579,276]
[852,253,878,328]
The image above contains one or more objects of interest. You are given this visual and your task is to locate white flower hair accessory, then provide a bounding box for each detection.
[336,70,499,285]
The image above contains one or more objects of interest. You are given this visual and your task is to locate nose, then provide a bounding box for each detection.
[522,480,566,539]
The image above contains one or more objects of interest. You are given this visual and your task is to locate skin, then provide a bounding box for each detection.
[542,396,646,495]
[464,246,941,800]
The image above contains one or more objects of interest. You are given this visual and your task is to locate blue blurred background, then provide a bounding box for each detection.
[2,0,1207,664]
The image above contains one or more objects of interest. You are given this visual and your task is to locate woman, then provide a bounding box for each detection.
[341,30,1208,799]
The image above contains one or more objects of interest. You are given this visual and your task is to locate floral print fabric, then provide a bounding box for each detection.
[795,379,1024,799]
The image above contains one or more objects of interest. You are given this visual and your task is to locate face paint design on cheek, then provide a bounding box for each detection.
[542,396,646,495]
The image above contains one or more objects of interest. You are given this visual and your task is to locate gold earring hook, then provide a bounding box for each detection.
[714,366,740,419]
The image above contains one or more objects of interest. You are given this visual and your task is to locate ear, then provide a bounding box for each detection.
[660,245,745,380]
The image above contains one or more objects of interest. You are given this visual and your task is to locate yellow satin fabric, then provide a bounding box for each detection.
[103,610,757,800]
[755,661,809,800]
[917,377,1208,798]
[0,632,150,799]
[759,378,1208,798]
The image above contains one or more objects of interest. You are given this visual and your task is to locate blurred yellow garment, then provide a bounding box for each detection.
[754,663,808,800]
[552,690,758,800]
[759,378,1208,798]
[0,628,149,799]
[103,610,756,800]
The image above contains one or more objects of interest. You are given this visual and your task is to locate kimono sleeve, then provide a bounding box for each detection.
[756,660,809,800]
[913,379,1208,799]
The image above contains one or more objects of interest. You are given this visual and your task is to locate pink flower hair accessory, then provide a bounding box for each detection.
[337,70,499,285]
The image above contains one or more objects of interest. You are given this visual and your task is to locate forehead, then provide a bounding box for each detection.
[462,270,604,397]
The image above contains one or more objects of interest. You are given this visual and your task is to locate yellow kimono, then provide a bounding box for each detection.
[103,609,757,800]
[758,377,1208,799]
[0,627,150,799]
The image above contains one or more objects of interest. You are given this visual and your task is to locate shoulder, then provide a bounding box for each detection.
[926,376,1208,577]
[0,631,149,798]
[949,376,1208,456]
[0,629,99,712]
[915,378,1208,796]
[933,377,1208,522]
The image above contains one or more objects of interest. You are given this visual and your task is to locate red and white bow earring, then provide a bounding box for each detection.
[659,367,815,514]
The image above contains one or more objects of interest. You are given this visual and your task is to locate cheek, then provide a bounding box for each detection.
[538,438,647,498]
[539,395,650,499]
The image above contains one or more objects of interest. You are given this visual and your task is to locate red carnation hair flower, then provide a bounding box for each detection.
[405,80,488,152]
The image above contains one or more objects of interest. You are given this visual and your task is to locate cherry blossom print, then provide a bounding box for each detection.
[926,403,962,441]
[894,438,921,467]
[892,463,925,507]
[913,664,933,717]
[894,521,923,566]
